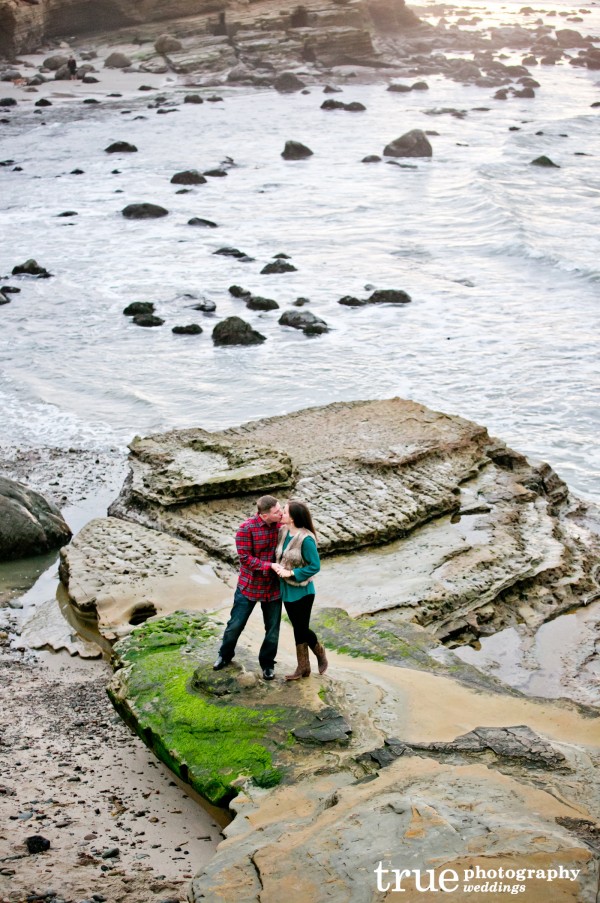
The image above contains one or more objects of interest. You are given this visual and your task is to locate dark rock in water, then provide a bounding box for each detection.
[338,295,365,307]
[184,94,204,104]
[70,168,85,174]
[82,75,99,84]
[322,99,366,111]
[206,95,223,103]
[190,299,216,312]
[0,477,71,562]
[188,217,218,227]
[274,72,306,93]
[279,310,328,334]
[57,210,78,217]
[368,289,412,304]
[172,323,203,335]
[35,98,52,107]
[229,285,251,298]
[83,98,100,104]
[123,301,154,316]
[212,316,265,346]
[246,295,279,311]
[387,82,412,92]
[0,97,17,107]
[1,285,20,293]
[261,260,297,275]
[323,85,342,93]
[412,81,429,91]
[273,252,291,259]
[362,154,381,163]
[12,259,52,277]
[215,248,249,259]
[139,84,154,91]
[531,155,560,167]
[43,54,68,70]
[133,314,165,327]
[171,170,207,185]
[105,141,137,153]
[384,129,432,158]
[25,835,50,855]
[294,297,310,306]
[282,141,313,160]
[122,203,168,219]
[176,188,191,194]
[203,168,227,177]
[495,88,509,100]
[514,86,535,97]
[0,292,9,305]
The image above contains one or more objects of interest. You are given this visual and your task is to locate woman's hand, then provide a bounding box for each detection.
[272,563,293,578]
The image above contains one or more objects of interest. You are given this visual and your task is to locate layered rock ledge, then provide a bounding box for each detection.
[107,398,600,643]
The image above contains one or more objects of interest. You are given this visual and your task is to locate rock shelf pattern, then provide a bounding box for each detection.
[109,398,600,642]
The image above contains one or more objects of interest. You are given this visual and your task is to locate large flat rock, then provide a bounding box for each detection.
[59,516,230,641]
[109,398,600,640]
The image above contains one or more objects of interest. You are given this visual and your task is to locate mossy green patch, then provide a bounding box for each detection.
[109,611,330,808]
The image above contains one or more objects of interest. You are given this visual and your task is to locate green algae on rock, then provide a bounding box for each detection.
[108,611,352,807]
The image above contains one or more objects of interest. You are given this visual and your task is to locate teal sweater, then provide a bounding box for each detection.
[279,533,320,602]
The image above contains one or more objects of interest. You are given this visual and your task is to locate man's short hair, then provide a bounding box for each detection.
[257,495,278,514]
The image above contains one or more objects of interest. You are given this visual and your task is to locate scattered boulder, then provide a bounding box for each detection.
[281,141,313,160]
[122,203,169,219]
[105,141,137,153]
[387,82,412,92]
[133,314,164,327]
[203,168,227,177]
[384,129,433,158]
[246,295,279,311]
[362,155,381,163]
[1,285,20,293]
[172,324,202,335]
[215,247,250,259]
[34,98,52,107]
[0,477,72,562]
[57,211,77,217]
[274,72,306,93]
[171,170,207,185]
[43,55,68,71]
[261,260,298,274]
[188,217,217,227]
[229,285,251,298]
[104,52,132,69]
[0,97,17,107]
[11,259,52,278]
[212,316,265,346]
[321,100,365,111]
[0,291,9,305]
[190,299,217,312]
[155,34,183,54]
[367,289,412,304]
[531,155,560,167]
[279,310,328,334]
[338,295,365,307]
[184,94,204,104]
[123,302,154,316]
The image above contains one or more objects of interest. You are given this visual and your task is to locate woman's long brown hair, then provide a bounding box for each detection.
[287,499,317,541]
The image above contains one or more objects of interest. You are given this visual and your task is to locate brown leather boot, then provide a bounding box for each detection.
[285,643,311,680]
[311,640,328,674]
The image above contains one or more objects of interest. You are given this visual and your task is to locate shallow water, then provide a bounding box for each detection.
[1,1,599,506]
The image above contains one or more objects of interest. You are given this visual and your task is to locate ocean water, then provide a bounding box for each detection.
[1,0,599,502]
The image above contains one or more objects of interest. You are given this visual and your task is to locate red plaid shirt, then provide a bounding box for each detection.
[236,513,281,602]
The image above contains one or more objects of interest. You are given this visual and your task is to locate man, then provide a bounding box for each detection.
[213,495,283,680]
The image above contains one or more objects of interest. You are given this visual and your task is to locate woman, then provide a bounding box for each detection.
[272,499,328,680]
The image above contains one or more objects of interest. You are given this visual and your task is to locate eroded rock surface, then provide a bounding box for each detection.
[59,517,230,640]
[109,398,600,641]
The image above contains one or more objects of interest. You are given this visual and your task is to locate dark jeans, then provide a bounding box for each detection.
[284,594,318,647]
[219,587,282,669]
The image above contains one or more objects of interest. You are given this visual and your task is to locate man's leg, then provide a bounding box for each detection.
[218,588,256,662]
[258,598,282,670]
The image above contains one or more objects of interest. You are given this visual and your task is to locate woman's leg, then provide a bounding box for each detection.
[284,595,316,645]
